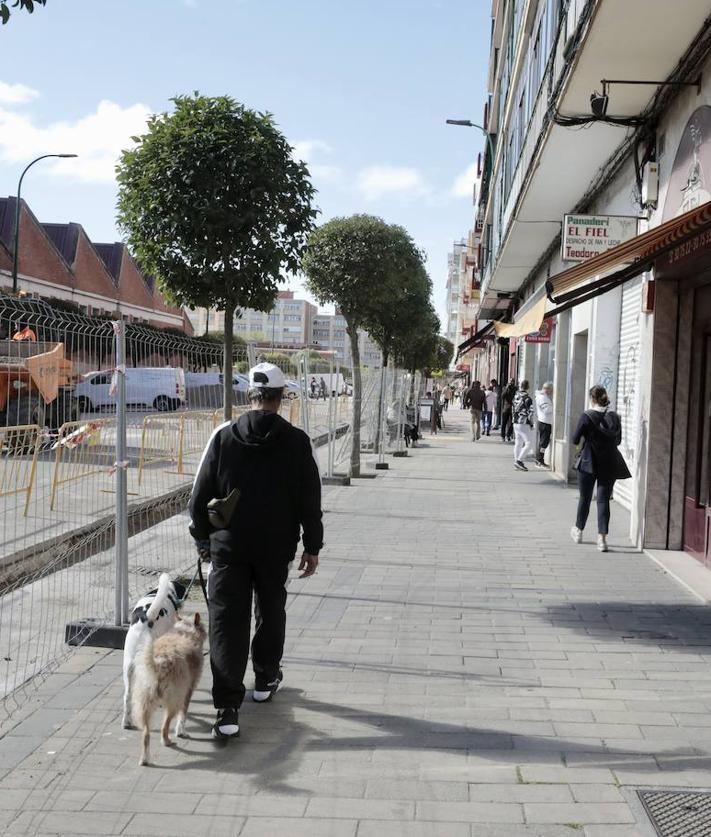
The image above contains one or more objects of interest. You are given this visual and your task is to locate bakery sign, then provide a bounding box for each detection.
[562,214,638,262]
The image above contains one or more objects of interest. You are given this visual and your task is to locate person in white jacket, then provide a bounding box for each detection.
[534,382,554,468]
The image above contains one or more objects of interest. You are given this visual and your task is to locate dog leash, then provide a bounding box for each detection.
[179,555,210,609]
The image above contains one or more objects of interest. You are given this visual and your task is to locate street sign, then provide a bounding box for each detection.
[562,214,638,262]
[525,318,554,344]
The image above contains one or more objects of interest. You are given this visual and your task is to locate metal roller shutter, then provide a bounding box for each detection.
[615,277,643,509]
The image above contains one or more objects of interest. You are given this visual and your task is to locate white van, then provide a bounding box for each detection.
[75,367,186,412]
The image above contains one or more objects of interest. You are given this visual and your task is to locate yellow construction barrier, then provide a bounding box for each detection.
[0,424,41,517]
[175,411,216,475]
[137,414,182,486]
[49,419,109,511]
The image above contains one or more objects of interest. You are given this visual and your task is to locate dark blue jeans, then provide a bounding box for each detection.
[576,471,615,535]
[482,411,493,433]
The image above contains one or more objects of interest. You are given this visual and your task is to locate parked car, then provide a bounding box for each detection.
[75,367,185,412]
[284,379,302,400]
[184,371,249,408]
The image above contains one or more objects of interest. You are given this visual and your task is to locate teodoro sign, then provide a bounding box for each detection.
[562,214,638,262]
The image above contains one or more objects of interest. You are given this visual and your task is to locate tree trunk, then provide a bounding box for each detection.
[347,321,362,478]
[373,348,388,454]
[223,299,235,422]
[409,366,416,403]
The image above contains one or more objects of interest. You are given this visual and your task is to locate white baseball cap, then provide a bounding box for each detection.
[249,362,286,389]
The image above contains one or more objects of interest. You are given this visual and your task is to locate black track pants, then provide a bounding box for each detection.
[208,556,291,709]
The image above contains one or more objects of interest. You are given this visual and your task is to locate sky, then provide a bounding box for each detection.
[0,0,491,326]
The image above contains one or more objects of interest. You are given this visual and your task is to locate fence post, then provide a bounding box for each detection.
[395,371,407,456]
[113,321,129,627]
[376,363,389,469]
[326,353,335,478]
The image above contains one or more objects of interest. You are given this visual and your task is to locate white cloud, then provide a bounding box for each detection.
[356,165,429,201]
[451,162,479,199]
[0,82,39,106]
[292,139,332,161]
[292,139,342,184]
[0,99,152,183]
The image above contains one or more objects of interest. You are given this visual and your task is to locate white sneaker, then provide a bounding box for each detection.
[570,526,582,544]
[597,535,608,552]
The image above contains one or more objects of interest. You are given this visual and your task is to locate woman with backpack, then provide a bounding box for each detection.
[570,385,631,552]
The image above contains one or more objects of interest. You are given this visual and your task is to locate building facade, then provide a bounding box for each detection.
[191,295,383,369]
[462,0,711,561]
[193,291,317,346]
[0,197,191,332]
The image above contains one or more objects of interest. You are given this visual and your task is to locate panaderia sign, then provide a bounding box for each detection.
[562,214,638,262]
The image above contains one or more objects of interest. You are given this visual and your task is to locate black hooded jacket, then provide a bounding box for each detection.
[188,410,323,562]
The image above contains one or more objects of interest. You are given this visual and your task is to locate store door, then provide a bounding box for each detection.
[683,286,711,563]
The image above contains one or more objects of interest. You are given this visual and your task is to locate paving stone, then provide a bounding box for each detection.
[415,800,524,823]
[306,797,415,820]
[240,817,358,837]
[523,802,636,824]
[123,813,244,837]
[85,790,201,814]
[28,811,132,835]
[357,822,469,837]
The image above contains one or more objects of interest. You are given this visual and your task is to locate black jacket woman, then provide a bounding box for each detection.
[570,385,631,552]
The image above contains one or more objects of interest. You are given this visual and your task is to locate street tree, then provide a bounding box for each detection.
[393,305,441,401]
[303,214,408,477]
[1,0,45,24]
[116,94,316,419]
[362,232,432,449]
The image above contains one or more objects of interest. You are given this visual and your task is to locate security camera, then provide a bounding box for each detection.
[590,91,609,118]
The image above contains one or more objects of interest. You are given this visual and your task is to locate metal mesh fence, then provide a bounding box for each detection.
[0,292,421,730]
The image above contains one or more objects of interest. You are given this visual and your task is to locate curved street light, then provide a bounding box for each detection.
[12,153,79,294]
[445,119,495,176]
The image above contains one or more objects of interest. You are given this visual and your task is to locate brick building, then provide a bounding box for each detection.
[0,197,192,333]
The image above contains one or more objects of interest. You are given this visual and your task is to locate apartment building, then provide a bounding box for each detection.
[192,296,383,368]
[192,291,317,345]
[460,0,711,560]
[312,311,382,368]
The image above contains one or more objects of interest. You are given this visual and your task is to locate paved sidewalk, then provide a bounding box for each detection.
[2,409,711,836]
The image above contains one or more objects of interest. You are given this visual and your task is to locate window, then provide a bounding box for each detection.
[91,373,110,385]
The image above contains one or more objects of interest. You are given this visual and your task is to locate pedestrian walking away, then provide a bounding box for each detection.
[464,380,487,441]
[188,362,323,740]
[490,378,500,429]
[319,376,327,400]
[500,378,516,442]
[534,381,554,467]
[441,382,452,411]
[483,384,497,436]
[570,384,631,552]
[512,379,535,470]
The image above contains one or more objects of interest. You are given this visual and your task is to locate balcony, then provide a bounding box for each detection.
[482,0,710,299]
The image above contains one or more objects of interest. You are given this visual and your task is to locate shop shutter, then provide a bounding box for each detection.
[615,277,643,508]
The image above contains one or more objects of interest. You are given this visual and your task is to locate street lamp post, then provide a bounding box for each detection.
[12,153,78,294]
[445,119,495,175]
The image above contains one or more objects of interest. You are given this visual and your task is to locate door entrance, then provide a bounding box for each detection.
[683,285,711,563]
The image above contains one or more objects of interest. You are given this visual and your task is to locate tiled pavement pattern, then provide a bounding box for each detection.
[2,409,711,836]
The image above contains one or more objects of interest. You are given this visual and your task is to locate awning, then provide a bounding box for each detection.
[456,321,495,359]
[495,199,711,338]
[493,297,548,339]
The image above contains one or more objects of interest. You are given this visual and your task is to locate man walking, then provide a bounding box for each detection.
[464,380,487,441]
[512,379,535,471]
[483,384,497,436]
[500,379,516,442]
[535,381,554,468]
[189,362,323,740]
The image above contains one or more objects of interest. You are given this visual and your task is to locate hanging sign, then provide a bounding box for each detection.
[525,318,554,344]
[562,214,638,262]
